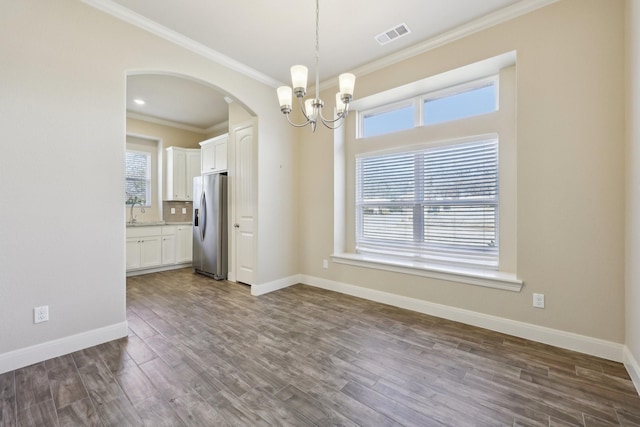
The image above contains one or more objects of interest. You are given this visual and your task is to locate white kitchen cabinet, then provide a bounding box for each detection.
[166,147,201,200]
[186,150,200,199]
[127,226,163,272]
[127,224,192,274]
[126,238,142,270]
[162,235,176,265]
[127,226,163,270]
[176,225,193,263]
[140,236,162,268]
[200,134,228,174]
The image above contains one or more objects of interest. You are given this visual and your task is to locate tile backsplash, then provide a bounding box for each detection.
[163,200,193,223]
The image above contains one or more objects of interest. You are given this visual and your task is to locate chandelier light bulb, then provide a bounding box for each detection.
[304,99,316,120]
[291,65,308,96]
[339,73,356,99]
[277,86,293,113]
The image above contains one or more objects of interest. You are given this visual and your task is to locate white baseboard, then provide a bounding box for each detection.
[624,346,640,395]
[299,275,625,362]
[0,321,128,374]
[251,275,302,296]
[126,262,191,277]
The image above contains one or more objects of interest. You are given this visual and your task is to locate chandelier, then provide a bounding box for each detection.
[276,0,356,132]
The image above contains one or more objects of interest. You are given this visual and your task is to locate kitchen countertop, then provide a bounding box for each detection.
[126,221,192,227]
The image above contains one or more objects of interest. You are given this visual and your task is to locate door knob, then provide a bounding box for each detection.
[234,224,240,228]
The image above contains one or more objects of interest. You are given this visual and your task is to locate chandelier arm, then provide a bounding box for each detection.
[318,108,349,125]
[319,117,346,130]
[284,113,313,128]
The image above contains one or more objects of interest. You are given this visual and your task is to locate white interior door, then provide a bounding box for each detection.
[233,124,255,285]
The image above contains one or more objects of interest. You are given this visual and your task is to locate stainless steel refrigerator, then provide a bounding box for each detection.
[192,173,227,280]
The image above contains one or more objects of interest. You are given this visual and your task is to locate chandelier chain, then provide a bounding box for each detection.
[315,0,320,100]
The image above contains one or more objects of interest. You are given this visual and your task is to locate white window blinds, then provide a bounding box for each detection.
[356,139,498,268]
[125,151,151,205]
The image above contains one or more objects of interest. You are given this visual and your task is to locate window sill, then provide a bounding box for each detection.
[330,252,523,292]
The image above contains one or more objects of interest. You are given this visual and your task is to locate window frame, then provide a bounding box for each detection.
[358,99,417,138]
[420,75,498,127]
[332,53,520,291]
[125,149,152,207]
[357,75,499,139]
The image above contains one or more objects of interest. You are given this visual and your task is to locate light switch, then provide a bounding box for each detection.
[170,208,176,214]
[182,208,187,214]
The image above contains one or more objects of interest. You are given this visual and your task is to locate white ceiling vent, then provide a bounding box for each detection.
[375,23,411,46]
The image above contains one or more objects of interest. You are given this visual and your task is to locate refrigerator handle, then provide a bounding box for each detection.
[200,191,206,241]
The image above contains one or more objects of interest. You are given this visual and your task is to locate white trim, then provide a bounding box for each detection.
[126,262,191,277]
[205,121,230,135]
[332,253,522,292]
[126,112,227,135]
[251,275,302,296]
[81,0,281,88]
[350,52,516,113]
[623,346,640,396]
[0,321,128,374]
[299,275,624,362]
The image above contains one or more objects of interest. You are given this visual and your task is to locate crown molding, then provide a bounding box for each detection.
[84,0,557,92]
[205,121,230,135]
[81,0,283,88]
[127,111,218,134]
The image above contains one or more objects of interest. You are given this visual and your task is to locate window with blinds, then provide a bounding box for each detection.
[125,151,151,206]
[356,138,498,268]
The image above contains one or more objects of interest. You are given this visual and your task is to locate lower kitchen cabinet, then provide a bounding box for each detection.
[176,225,192,263]
[126,224,192,275]
[161,234,176,265]
[126,236,162,270]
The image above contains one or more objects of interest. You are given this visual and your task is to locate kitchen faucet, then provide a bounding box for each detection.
[128,197,146,224]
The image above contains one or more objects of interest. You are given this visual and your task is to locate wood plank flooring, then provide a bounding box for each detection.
[1,268,639,426]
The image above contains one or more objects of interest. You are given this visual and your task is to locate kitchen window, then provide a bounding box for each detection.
[125,150,151,206]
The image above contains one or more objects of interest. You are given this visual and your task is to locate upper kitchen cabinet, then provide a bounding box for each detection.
[166,147,201,200]
[200,134,228,174]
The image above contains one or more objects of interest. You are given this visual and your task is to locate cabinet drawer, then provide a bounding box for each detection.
[126,226,162,238]
[162,225,177,236]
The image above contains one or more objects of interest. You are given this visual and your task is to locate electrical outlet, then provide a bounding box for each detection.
[34,306,49,323]
[182,208,187,214]
[533,293,545,309]
[170,208,176,214]
[322,259,329,269]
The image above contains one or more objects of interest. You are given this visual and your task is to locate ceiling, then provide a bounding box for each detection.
[110,0,533,131]
[126,74,230,131]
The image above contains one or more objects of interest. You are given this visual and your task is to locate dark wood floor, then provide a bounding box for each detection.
[1,268,639,426]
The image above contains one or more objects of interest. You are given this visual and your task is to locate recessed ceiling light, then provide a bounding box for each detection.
[133,98,145,105]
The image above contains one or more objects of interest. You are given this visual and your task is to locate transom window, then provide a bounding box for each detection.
[359,77,497,139]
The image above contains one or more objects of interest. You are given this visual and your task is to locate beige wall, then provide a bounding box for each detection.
[0,0,296,369]
[299,0,626,343]
[127,117,207,149]
[626,0,640,378]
